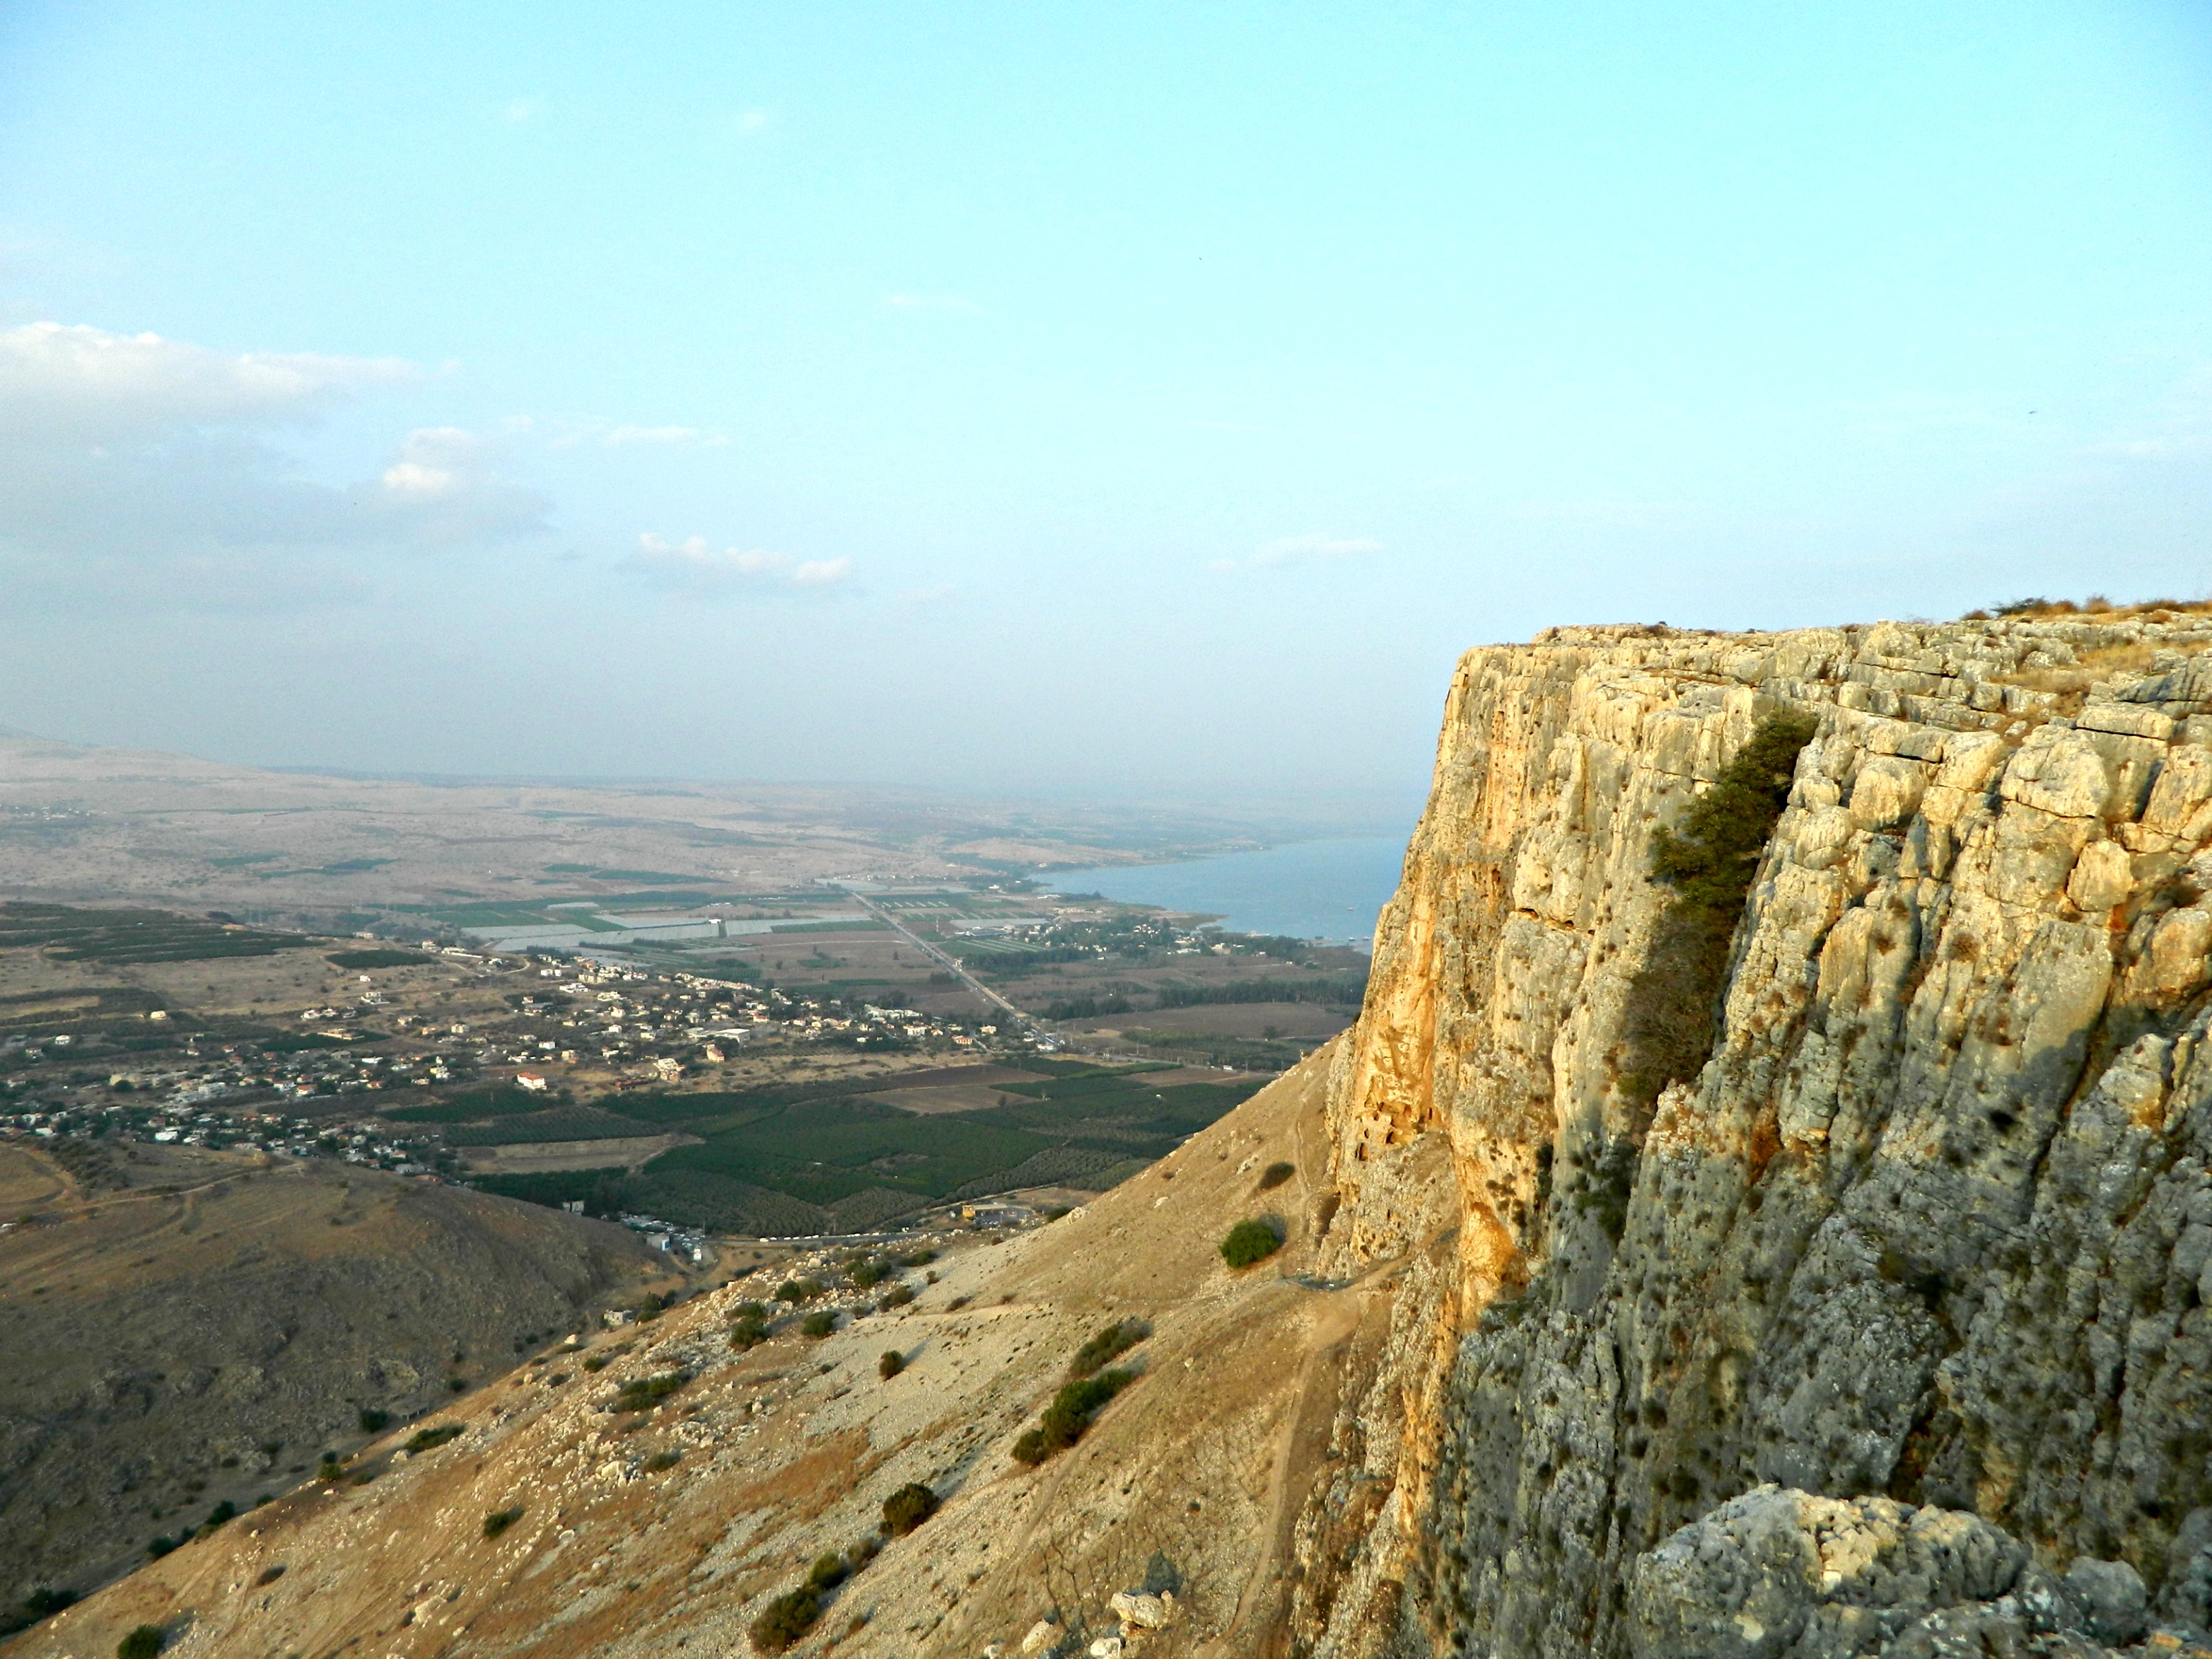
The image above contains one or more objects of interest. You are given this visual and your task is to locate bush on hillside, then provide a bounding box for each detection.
[482,1506,524,1539]
[1011,1370,1137,1466]
[1220,1218,1283,1269]
[730,1310,772,1349]
[879,1349,904,1380]
[357,1407,390,1434]
[750,1588,822,1654]
[406,1424,464,1453]
[1066,1319,1148,1380]
[800,1311,837,1339]
[118,1626,163,1659]
[806,1552,849,1590]
[881,1482,939,1536]
[774,1277,823,1303]
[612,1371,692,1413]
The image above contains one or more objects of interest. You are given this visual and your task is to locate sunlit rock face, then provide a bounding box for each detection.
[1293,613,2212,1659]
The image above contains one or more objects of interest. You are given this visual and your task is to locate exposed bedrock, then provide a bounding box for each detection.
[1290,615,2212,1658]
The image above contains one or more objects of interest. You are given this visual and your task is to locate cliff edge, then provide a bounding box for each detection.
[1300,608,2212,1658]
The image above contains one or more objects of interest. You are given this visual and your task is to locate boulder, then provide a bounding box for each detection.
[2064,1558,2149,1648]
[1109,1590,1172,1630]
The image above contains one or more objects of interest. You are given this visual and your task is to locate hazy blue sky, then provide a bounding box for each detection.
[1,1,2207,811]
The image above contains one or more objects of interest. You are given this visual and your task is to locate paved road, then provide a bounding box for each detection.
[844,893,1032,1027]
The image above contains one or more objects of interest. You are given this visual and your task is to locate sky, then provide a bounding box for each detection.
[1,1,2208,816]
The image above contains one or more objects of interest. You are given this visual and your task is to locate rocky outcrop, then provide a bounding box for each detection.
[1297,612,2212,1658]
[1625,1485,2188,1659]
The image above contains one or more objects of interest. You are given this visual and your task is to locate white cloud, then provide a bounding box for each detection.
[352,426,546,542]
[885,293,982,315]
[0,320,419,443]
[0,320,542,609]
[1210,534,1383,573]
[624,533,853,596]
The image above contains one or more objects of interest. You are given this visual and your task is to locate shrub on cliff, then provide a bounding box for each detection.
[879,1349,905,1379]
[1619,710,1818,1114]
[800,1310,838,1339]
[1220,1218,1283,1269]
[117,1626,163,1659]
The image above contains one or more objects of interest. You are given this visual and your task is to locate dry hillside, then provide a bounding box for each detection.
[0,1141,663,1623]
[4,1044,1407,1659]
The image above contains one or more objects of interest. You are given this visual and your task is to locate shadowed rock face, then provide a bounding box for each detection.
[1295,614,2212,1658]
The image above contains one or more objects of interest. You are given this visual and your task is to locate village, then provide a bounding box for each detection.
[0,946,1024,1190]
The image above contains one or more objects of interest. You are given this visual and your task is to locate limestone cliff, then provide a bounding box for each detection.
[1300,610,2212,1658]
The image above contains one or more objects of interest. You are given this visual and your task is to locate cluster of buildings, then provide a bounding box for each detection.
[0,1098,445,1177]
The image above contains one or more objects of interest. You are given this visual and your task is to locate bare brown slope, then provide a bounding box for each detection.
[5,1040,1436,1659]
[0,1141,660,1620]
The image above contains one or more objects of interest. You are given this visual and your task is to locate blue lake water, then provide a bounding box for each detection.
[1043,835,1409,947]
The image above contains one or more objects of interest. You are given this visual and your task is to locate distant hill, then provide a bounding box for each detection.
[0,1139,662,1619]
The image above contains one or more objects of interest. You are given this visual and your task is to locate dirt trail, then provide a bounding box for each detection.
[1221,1287,1366,1644]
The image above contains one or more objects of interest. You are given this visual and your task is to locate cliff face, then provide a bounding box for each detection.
[1300,612,2212,1658]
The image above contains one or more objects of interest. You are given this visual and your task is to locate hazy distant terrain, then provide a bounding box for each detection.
[0,729,1363,921]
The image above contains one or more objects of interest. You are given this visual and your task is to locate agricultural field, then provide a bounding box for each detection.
[467,1059,1268,1235]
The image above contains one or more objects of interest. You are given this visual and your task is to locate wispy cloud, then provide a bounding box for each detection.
[603,423,726,448]
[1507,498,1692,530]
[1210,534,1383,573]
[885,293,982,315]
[1839,393,2039,446]
[624,533,852,596]
[0,321,542,610]
[507,414,729,450]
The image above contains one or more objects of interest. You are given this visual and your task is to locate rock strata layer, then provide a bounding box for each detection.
[1295,613,2212,1659]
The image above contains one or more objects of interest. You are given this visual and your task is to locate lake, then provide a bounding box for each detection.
[1042,835,1409,947]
